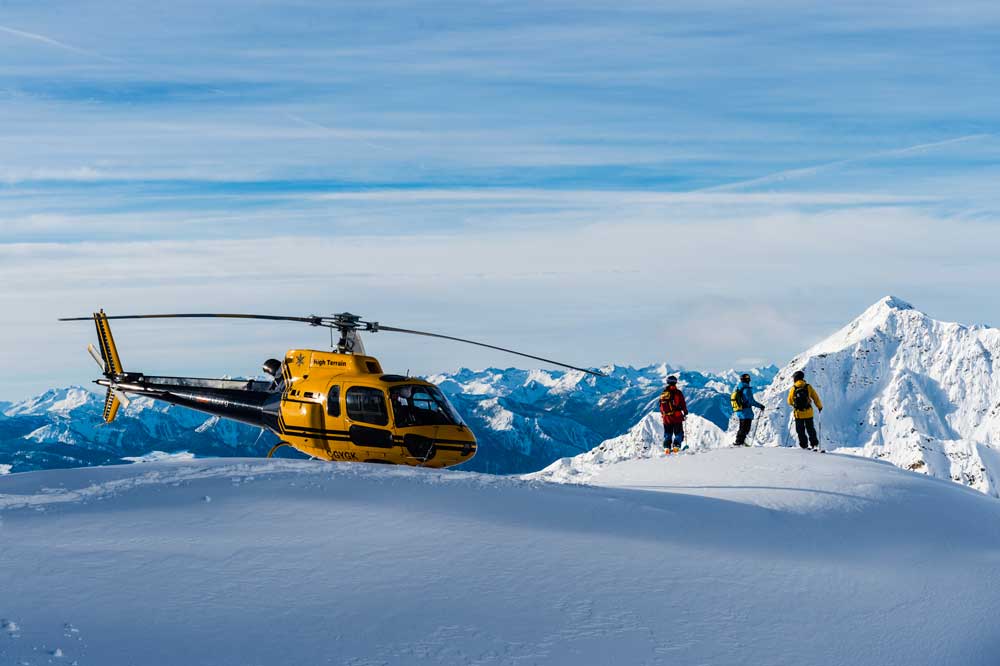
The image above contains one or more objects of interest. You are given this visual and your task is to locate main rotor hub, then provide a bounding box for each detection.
[330,312,363,331]
[323,312,378,354]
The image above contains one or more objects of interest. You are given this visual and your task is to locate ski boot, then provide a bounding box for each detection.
[672,447,681,454]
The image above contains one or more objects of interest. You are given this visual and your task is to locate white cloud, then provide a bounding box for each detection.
[3,202,999,399]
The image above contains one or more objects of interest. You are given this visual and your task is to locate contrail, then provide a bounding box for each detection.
[701,133,993,192]
[284,113,390,153]
[0,24,120,63]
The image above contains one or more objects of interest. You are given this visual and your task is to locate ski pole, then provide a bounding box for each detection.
[781,409,790,448]
[750,409,762,445]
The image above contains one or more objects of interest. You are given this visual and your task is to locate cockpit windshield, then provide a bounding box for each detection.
[389,384,465,428]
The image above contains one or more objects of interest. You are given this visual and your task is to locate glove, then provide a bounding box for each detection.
[759,405,766,411]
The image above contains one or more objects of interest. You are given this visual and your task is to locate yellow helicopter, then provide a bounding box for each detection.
[60,311,602,468]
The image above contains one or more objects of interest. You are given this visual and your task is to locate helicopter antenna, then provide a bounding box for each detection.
[59,311,606,376]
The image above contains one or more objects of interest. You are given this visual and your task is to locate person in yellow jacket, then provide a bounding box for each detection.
[787,370,823,450]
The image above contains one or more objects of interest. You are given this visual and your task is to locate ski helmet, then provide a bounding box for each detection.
[740,373,751,384]
[666,375,678,385]
[793,370,805,381]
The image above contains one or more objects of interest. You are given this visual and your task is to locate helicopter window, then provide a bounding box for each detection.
[389,385,465,428]
[327,385,341,417]
[345,386,389,426]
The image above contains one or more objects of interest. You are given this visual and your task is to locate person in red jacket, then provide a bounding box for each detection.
[659,375,689,454]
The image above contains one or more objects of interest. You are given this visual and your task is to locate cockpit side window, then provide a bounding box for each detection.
[345,386,389,426]
[327,385,341,417]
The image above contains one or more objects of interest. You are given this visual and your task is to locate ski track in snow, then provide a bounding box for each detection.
[2,452,1000,666]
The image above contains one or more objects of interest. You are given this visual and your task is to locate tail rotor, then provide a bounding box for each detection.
[87,312,130,421]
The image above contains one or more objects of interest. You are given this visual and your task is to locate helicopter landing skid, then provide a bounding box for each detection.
[266,442,292,459]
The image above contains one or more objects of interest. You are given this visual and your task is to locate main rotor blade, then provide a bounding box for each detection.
[376,325,606,377]
[60,313,324,325]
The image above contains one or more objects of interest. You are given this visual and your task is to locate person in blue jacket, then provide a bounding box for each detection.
[733,373,765,446]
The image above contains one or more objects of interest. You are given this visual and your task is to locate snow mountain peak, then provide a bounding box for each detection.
[805,295,925,357]
[4,385,97,417]
[874,294,916,312]
[749,298,1000,495]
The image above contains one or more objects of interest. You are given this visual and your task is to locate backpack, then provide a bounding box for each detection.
[661,388,676,411]
[731,387,748,413]
[793,384,812,411]
[661,387,686,417]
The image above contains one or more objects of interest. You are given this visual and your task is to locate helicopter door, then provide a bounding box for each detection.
[344,386,394,448]
[324,383,346,433]
[387,385,443,461]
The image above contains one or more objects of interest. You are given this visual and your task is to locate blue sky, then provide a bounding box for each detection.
[1,1,999,399]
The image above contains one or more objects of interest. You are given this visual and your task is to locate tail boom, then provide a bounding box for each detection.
[96,376,278,430]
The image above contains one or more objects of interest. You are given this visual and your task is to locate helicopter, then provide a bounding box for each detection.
[60,310,603,468]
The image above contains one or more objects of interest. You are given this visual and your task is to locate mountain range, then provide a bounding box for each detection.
[3,296,999,496]
[0,364,775,475]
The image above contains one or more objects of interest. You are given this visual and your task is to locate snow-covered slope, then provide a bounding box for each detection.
[534,412,726,484]
[748,296,1000,495]
[2,451,999,665]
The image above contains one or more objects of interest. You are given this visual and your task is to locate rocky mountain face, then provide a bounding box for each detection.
[746,296,1000,494]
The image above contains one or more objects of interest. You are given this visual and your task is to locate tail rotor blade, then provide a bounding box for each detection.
[87,344,107,373]
[113,389,131,411]
[102,388,122,423]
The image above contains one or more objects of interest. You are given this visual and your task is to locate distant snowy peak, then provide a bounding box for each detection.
[432,363,771,399]
[4,386,97,417]
[718,365,781,386]
[804,295,923,357]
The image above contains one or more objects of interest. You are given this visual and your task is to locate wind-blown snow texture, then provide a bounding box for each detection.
[2,451,999,665]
